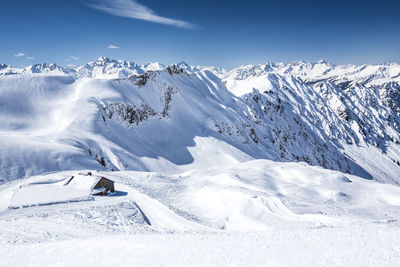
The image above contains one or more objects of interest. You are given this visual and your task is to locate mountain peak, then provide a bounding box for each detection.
[317,59,329,64]
[97,56,110,62]
[176,61,191,69]
[142,62,166,71]
[25,63,64,73]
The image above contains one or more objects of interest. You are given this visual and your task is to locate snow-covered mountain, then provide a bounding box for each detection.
[0,57,166,78]
[0,58,399,184]
[26,63,66,74]
[223,60,400,89]
[222,60,400,183]
[65,57,140,78]
[1,58,400,265]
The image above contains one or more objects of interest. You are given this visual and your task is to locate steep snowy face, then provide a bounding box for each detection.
[0,64,380,183]
[0,67,262,182]
[0,59,399,184]
[223,61,400,183]
[102,67,379,181]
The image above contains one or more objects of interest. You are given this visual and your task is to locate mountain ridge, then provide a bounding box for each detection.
[0,58,399,185]
[2,57,400,81]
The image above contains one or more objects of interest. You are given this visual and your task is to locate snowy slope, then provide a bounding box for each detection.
[0,59,399,184]
[223,61,400,183]
[1,160,400,265]
[1,58,400,265]
[0,68,262,182]
[2,159,400,236]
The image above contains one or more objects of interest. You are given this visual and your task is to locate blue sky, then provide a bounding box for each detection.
[1,0,399,68]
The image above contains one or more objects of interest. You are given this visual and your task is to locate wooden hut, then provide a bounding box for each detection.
[92,177,115,196]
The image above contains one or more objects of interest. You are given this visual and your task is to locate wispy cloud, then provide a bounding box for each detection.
[84,0,197,29]
[14,53,25,57]
[65,56,79,62]
[26,57,35,60]
[107,44,119,49]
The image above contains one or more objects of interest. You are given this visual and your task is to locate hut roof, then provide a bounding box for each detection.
[67,175,104,190]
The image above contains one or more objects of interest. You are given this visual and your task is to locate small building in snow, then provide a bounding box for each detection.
[92,177,115,196]
[68,173,115,196]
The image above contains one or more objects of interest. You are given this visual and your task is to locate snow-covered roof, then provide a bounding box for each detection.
[67,175,103,189]
[6,173,109,208]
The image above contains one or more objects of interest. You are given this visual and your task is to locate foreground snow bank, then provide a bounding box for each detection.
[2,226,400,267]
[1,159,400,234]
[1,159,400,266]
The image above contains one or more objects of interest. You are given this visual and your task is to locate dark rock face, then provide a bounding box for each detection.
[103,102,157,126]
